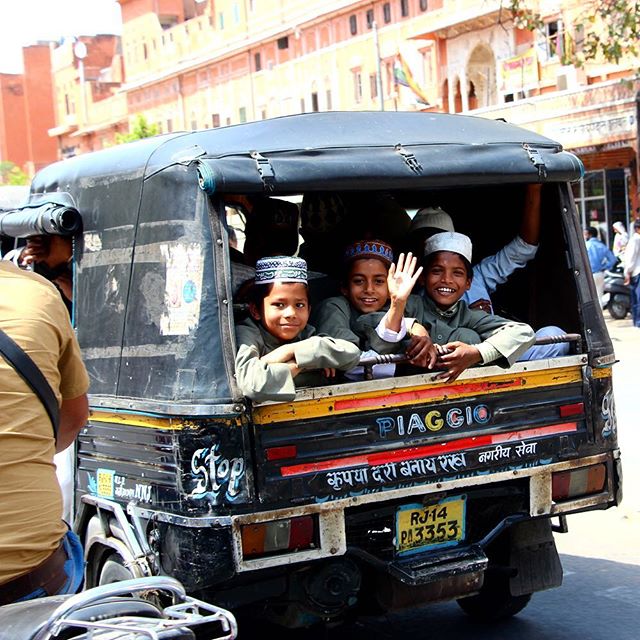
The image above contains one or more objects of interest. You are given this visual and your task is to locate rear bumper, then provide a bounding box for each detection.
[226,450,619,573]
[120,450,619,584]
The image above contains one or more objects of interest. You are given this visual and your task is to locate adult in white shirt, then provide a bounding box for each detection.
[623,218,640,328]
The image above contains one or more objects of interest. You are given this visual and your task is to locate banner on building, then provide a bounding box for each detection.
[499,48,539,93]
[394,50,430,106]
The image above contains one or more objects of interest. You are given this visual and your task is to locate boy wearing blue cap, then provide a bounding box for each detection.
[313,239,436,379]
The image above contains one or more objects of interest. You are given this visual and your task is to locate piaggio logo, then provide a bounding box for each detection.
[376,403,491,438]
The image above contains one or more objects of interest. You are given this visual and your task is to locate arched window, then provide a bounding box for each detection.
[468,80,477,110]
[453,77,462,113]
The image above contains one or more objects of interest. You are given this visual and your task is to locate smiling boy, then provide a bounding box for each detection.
[421,232,535,382]
[234,256,361,402]
[312,239,436,378]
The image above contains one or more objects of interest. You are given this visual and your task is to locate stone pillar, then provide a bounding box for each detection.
[447,75,455,114]
[460,67,469,112]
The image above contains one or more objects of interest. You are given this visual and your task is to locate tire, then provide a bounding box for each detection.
[607,297,629,320]
[98,552,166,608]
[99,553,136,585]
[456,579,532,622]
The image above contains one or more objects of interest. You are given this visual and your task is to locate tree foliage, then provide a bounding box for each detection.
[508,0,640,67]
[0,161,29,186]
[115,114,160,144]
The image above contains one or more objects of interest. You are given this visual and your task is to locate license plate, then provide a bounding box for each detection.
[395,495,466,556]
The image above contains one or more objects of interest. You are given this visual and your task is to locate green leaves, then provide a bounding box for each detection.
[507,0,640,66]
[0,161,29,186]
[114,115,160,144]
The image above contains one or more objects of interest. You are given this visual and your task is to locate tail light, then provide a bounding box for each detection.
[559,402,584,418]
[265,445,297,461]
[552,464,606,501]
[241,515,316,559]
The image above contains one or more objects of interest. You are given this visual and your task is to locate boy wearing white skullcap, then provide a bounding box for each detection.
[421,232,535,382]
[410,189,570,361]
[235,256,361,402]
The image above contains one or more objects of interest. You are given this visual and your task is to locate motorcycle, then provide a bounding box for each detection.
[0,576,237,640]
[603,262,631,320]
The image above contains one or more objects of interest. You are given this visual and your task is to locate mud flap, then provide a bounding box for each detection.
[509,519,563,597]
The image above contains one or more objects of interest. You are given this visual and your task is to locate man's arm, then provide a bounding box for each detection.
[519,184,542,245]
[21,235,74,303]
[604,246,617,271]
[21,235,72,271]
[56,393,89,453]
[473,236,538,299]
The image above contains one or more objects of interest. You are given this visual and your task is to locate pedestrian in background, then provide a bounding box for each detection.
[612,221,629,260]
[584,226,617,308]
[623,219,640,328]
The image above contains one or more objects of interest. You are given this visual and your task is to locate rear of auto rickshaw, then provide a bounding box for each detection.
[9,112,621,628]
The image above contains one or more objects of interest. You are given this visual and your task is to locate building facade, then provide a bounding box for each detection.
[48,34,125,158]
[0,72,29,170]
[0,44,58,176]
[415,0,639,244]
[12,0,640,233]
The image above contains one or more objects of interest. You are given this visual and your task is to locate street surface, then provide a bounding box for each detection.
[271,314,640,640]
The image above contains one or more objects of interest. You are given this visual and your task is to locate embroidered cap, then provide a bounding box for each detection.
[343,239,394,266]
[255,256,308,284]
[424,231,473,263]
[410,206,455,233]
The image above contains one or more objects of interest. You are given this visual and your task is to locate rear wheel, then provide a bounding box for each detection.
[97,551,167,609]
[99,553,136,586]
[457,577,532,622]
[607,296,629,320]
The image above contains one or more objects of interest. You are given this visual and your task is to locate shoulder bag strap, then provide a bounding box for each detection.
[0,329,59,438]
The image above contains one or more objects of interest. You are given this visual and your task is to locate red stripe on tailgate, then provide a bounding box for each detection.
[279,422,578,477]
[333,378,525,412]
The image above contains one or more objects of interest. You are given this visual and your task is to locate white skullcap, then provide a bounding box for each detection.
[613,221,626,233]
[410,206,455,233]
[424,231,473,263]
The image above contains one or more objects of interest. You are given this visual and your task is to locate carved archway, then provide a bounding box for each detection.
[466,44,497,109]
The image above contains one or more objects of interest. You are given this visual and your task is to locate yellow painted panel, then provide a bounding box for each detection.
[88,412,242,430]
[89,411,181,429]
[592,367,613,379]
[253,365,586,425]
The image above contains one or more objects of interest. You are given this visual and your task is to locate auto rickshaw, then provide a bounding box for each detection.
[4,111,621,629]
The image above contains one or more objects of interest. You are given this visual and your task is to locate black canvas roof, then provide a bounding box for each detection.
[185,110,566,155]
[32,111,583,198]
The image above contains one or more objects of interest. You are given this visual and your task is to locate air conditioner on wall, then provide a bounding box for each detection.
[556,65,584,91]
